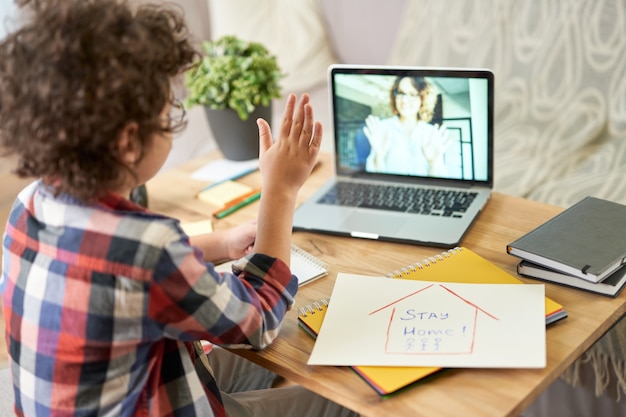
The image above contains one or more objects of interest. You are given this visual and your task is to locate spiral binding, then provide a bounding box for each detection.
[386,246,463,279]
[297,298,330,318]
[292,244,328,269]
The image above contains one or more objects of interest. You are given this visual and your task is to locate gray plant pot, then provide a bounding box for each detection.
[204,105,271,161]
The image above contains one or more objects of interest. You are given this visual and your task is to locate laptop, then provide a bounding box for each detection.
[292,65,494,248]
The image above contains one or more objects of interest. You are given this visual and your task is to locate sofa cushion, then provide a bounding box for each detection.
[208,0,338,93]
[318,0,407,65]
[389,0,626,208]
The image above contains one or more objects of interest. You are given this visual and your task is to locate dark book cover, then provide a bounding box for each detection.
[507,197,626,283]
[518,260,626,297]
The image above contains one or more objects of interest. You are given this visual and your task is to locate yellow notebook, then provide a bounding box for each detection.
[298,299,440,396]
[298,247,567,396]
[386,247,567,325]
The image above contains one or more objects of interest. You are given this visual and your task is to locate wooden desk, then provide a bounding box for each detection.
[147,152,626,417]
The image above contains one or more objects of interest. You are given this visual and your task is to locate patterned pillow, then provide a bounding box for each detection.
[389,0,626,207]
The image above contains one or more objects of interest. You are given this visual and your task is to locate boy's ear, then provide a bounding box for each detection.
[116,122,141,165]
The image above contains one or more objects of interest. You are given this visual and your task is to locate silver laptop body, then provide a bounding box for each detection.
[293,65,494,248]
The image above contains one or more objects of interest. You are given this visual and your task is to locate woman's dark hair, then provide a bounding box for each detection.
[389,76,436,122]
[0,0,199,201]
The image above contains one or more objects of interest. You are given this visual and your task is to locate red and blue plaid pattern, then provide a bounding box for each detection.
[2,181,298,416]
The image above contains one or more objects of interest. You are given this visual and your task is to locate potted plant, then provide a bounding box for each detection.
[185,35,284,160]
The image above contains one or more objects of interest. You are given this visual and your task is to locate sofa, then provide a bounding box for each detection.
[204,0,626,208]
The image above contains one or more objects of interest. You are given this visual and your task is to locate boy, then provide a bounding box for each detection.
[0,1,357,416]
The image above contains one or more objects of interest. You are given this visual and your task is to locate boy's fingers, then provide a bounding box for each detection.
[257,118,272,158]
[299,103,315,146]
[309,121,323,150]
[279,94,297,142]
[289,95,307,142]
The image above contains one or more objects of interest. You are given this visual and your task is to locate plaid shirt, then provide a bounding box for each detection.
[1,181,298,416]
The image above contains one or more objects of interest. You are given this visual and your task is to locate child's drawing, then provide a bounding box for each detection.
[370,283,498,355]
[307,273,546,368]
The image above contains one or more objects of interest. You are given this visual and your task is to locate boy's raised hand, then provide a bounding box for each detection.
[256,93,322,195]
[253,93,323,264]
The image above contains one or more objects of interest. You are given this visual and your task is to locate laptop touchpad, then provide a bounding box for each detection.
[341,212,404,234]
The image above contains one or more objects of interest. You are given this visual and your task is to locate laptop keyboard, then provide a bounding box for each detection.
[317,182,477,217]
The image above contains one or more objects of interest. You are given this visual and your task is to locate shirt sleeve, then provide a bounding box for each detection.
[148,231,299,350]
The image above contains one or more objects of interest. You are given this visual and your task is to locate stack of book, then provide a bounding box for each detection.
[507,196,626,297]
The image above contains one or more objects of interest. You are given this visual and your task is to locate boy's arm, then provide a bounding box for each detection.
[154,236,297,350]
[151,94,322,348]
[189,221,256,262]
[253,93,322,267]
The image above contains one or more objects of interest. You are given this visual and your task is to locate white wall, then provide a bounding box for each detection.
[133,0,217,171]
[0,0,18,39]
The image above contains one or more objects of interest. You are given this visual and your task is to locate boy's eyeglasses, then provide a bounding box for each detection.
[164,99,186,129]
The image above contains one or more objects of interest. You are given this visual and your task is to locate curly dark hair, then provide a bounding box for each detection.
[0,0,199,202]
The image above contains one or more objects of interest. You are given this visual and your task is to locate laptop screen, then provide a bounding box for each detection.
[329,65,494,186]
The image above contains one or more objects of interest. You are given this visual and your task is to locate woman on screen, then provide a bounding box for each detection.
[363,76,458,177]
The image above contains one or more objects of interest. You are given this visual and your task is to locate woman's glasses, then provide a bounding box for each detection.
[394,91,421,101]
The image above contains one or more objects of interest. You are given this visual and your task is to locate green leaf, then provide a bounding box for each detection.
[185,35,284,121]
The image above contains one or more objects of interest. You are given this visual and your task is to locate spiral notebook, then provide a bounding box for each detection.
[386,247,566,325]
[298,299,440,396]
[298,246,566,395]
[215,244,327,286]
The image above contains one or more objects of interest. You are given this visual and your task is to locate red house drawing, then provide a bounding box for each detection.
[369,284,499,355]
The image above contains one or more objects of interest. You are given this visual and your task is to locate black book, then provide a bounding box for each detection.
[507,197,626,283]
[517,260,626,297]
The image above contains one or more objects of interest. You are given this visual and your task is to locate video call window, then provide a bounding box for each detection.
[332,73,490,182]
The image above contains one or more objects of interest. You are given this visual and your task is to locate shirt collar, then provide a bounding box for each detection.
[98,190,149,213]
